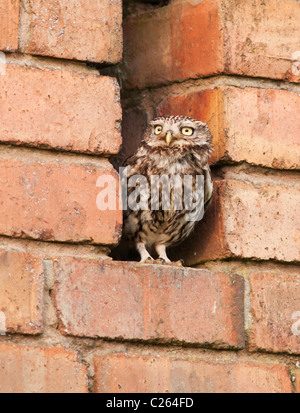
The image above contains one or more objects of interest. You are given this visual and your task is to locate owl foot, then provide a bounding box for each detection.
[155,244,171,264]
[136,242,154,263]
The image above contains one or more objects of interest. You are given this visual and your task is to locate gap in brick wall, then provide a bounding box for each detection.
[123,0,170,18]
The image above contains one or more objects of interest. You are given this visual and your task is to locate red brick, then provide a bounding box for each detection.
[158,87,300,169]
[233,362,292,393]
[123,0,223,88]
[94,353,292,393]
[0,152,121,245]
[94,354,170,393]
[0,63,121,154]
[0,0,19,51]
[0,343,88,392]
[248,270,300,354]
[222,0,300,83]
[19,0,122,63]
[0,250,44,334]
[53,257,245,348]
[171,0,223,81]
[123,0,300,89]
[171,175,300,265]
[294,371,300,393]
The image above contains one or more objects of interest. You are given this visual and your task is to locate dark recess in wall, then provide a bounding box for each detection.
[124,0,169,18]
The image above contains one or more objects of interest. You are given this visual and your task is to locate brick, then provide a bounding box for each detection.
[294,371,300,393]
[0,152,121,245]
[0,343,88,392]
[123,0,223,88]
[222,0,300,83]
[248,270,300,355]
[94,354,292,393]
[0,63,121,154]
[94,354,170,393]
[0,250,44,334]
[171,174,300,265]
[19,0,122,63]
[158,87,300,169]
[0,0,19,51]
[53,257,245,348]
[123,0,300,89]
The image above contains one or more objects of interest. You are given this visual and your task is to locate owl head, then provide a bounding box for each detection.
[142,115,213,152]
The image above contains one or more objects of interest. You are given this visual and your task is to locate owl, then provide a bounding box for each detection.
[121,115,213,265]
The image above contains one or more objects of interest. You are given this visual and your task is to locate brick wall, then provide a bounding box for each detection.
[0,0,299,393]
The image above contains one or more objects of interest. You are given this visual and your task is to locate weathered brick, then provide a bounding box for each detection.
[232,361,292,393]
[248,270,300,355]
[171,175,300,265]
[294,370,300,393]
[0,63,121,154]
[123,0,223,88]
[0,250,44,334]
[0,0,19,51]
[158,87,300,169]
[0,343,88,393]
[53,257,245,348]
[123,0,300,89]
[222,0,300,83]
[19,0,122,63]
[94,354,292,393]
[94,354,170,393]
[0,152,122,245]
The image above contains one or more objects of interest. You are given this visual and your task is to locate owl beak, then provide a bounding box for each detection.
[165,131,173,145]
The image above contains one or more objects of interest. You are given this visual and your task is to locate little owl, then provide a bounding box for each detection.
[121,115,213,265]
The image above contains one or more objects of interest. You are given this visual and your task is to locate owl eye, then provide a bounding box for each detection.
[154,125,163,135]
[181,127,194,136]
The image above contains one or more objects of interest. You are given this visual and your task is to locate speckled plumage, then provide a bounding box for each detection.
[122,115,213,264]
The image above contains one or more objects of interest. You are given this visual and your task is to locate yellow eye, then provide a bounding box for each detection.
[181,127,194,136]
[154,125,163,135]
